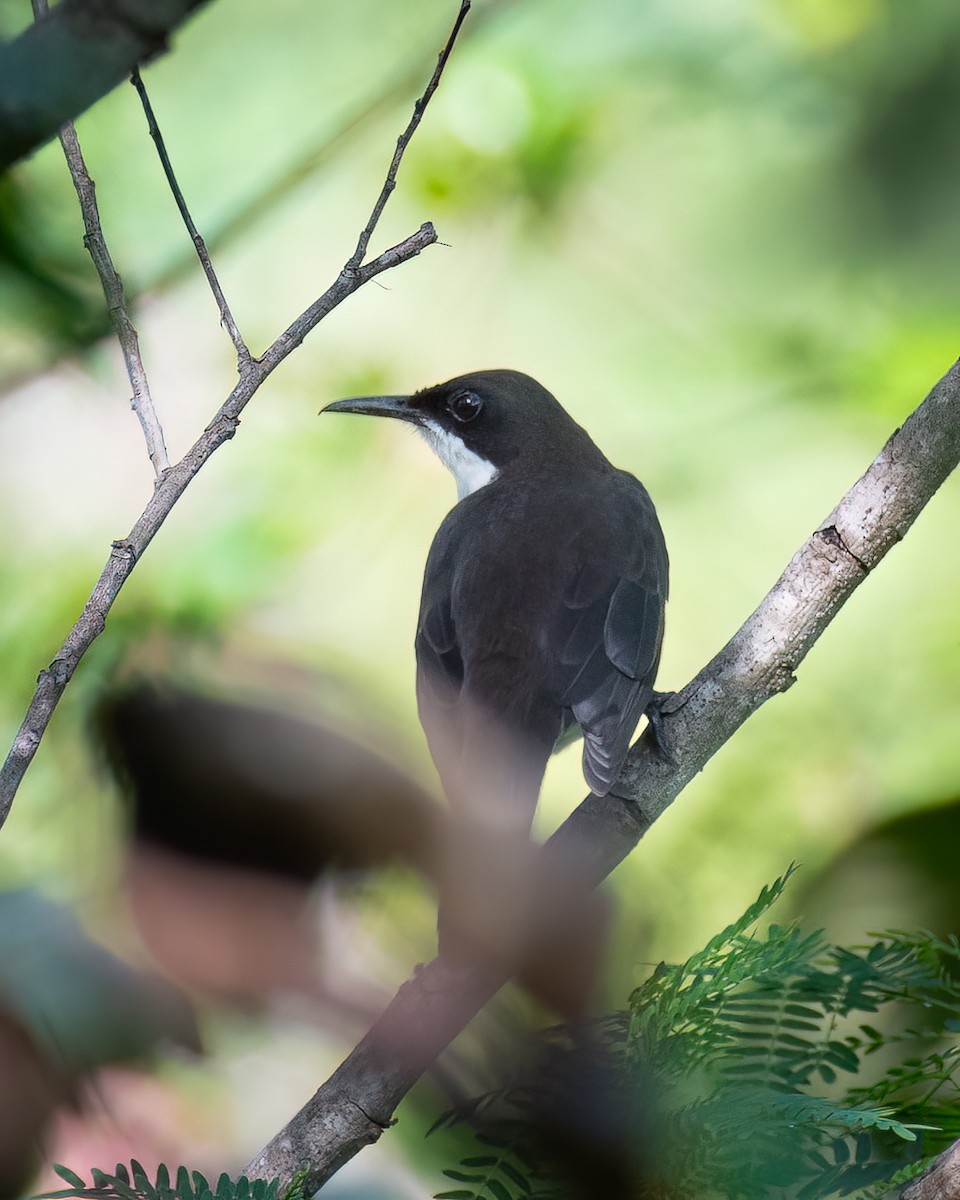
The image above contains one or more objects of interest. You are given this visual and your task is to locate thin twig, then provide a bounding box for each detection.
[32,0,170,475]
[61,128,173,472]
[56,123,171,474]
[348,0,471,268]
[243,359,960,1189]
[0,0,471,825]
[130,67,252,370]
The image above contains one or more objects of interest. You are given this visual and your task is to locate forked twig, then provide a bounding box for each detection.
[0,1,515,405]
[130,67,252,369]
[0,1,473,827]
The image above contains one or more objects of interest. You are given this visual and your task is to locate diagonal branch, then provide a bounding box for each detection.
[130,67,252,370]
[243,360,960,1190]
[0,0,515,405]
[0,224,437,832]
[897,1138,960,1200]
[0,0,211,172]
[0,0,474,829]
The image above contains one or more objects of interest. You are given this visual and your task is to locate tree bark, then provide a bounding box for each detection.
[899,1139,960,1200]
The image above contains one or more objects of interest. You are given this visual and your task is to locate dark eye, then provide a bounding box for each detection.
[448,390,483,423]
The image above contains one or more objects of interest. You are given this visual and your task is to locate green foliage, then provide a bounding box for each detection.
[34,1162,281,1200]
[433,868,960,1199]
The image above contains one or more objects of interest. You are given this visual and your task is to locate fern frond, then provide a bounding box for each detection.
[32,1166,280,1200]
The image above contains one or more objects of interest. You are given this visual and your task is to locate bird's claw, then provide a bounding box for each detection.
[644,690,679,767]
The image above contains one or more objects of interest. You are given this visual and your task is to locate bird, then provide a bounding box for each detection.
[322,369,668,839]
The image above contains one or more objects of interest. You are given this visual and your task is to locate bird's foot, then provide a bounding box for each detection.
[644,690,680,767]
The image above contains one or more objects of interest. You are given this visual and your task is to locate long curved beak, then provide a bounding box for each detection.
[320,394,420,422]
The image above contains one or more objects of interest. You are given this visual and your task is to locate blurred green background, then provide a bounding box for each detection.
[1,0,959,1190]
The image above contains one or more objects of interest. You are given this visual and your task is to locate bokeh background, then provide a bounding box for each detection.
[1,0,959,1191]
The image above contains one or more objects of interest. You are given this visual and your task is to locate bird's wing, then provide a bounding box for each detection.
[415,589,468,807]
[551,502,667,796]
[416,593,463,702]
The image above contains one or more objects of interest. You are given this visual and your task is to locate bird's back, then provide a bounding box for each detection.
[416,462,667,805]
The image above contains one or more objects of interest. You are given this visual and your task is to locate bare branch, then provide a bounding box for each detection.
[0,0,501,402]
[130,67,252,369]
[0,0,469,826]
[349,0,471,268]
[243,359,960,1190]
[0,222,437,830]
[0,0,211,172]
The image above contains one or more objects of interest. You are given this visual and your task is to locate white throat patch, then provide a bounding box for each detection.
[419,420,498,500]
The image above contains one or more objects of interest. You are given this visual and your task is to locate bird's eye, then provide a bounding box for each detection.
[447,391,483,423]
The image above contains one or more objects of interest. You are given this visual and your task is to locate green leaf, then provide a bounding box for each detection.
[430,872,960,1200]
[497,1161,532,1191]
[855,1132,874,1165]
[130,1161,156,1200]
[784,1005,824,1019]
[192,1171,213,1200]
[53,1166,88,1191]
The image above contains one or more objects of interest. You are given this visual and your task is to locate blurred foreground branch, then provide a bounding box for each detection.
[244,360,960,1188]
[0,1,510,403]
[0,0,477,828]
[0,0,211,172]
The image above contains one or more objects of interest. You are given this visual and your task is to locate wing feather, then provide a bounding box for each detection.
[549,483,668,795]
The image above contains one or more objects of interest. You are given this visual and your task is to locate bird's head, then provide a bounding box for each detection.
[322,369,601,500]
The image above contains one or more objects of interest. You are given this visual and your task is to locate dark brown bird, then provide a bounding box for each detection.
[324,369,668,831]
